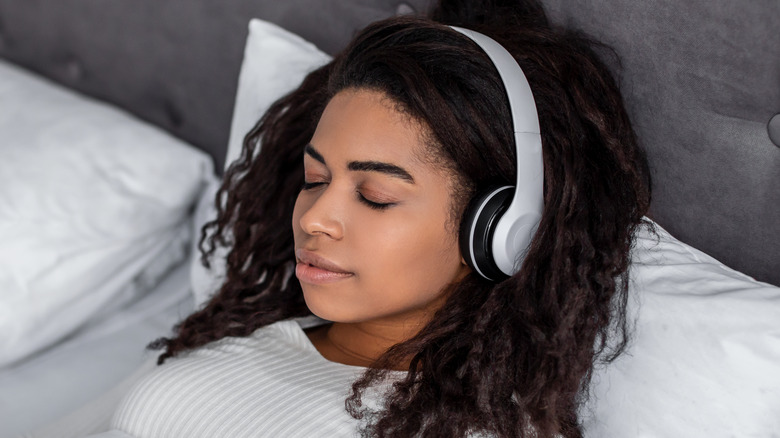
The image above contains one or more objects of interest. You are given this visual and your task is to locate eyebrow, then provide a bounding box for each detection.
[304,144,326,164]
[304,143,415,184]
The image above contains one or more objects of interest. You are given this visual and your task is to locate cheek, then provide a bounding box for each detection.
[354,207,463,302]
[294,184,466,323]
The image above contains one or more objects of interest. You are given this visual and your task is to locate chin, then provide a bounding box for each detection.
[302,291,378,324]
[301,286,348,323]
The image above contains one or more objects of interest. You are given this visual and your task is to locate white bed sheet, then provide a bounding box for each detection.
[0,262,194,437]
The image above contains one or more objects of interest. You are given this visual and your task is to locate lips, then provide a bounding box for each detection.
[295,248,354,284]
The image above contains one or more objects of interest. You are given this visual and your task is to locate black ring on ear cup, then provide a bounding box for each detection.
[459,186,513,282]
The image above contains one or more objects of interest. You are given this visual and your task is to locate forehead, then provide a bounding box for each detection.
[310,89,432,168]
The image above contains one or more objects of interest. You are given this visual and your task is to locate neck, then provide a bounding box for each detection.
[307,320,424,370]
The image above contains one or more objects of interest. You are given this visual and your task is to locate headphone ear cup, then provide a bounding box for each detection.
[459,186,513,281]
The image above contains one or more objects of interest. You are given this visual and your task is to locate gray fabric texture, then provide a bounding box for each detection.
[0,0,777,285]
[0,0,429,170]
[542,0,779,285]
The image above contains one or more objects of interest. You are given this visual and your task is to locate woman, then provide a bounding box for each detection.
[112,0,652,436]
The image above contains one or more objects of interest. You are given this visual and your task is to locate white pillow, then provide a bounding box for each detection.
[189,176,226,307]
[225,18,332,169]
[0,59,213,367]
[192,19,780,436]
[581,221,780,437]
[190,18,331,307]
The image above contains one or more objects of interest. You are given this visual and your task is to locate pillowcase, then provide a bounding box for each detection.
[191,18,780,436]
[225,18,333,169]
[190,18,331,307]
[0,59,213,367]
[581,221,780,437]
[189,177,225,307]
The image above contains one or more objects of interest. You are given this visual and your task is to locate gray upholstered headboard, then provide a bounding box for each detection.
[1,0,777,286]
[0,0,430,170]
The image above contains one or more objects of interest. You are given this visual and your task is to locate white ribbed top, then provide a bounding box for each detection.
[109,319,393,438]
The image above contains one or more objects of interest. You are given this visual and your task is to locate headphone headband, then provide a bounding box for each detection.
[450,26,544,280]
[450,27,541,136]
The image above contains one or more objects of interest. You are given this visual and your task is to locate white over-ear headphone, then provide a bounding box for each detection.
[451,26,544,282]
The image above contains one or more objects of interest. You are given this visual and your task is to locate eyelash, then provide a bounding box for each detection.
[300,181,393,211]
[300,181,325,191]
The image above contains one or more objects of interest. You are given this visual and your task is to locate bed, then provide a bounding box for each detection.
[0,1,777,437]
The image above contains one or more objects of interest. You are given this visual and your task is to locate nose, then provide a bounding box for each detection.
[297,187,344,240]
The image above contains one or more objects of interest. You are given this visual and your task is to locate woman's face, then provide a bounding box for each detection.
[292,89,469,328]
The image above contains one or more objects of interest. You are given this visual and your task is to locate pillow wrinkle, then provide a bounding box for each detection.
[0,58,213,367]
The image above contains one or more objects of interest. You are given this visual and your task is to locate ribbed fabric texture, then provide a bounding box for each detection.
[110,320,387,438]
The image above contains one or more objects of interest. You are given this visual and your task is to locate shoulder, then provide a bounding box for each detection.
[110,318,361,436]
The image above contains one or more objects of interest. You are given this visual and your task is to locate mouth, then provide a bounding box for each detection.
[295,248,354,284]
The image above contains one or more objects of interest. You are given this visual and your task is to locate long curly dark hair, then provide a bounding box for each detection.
[151,1,652,436]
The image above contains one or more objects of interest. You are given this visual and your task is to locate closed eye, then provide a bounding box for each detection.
[302,182,393,211]
[357,191,394,210]
[301,181,326,191]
